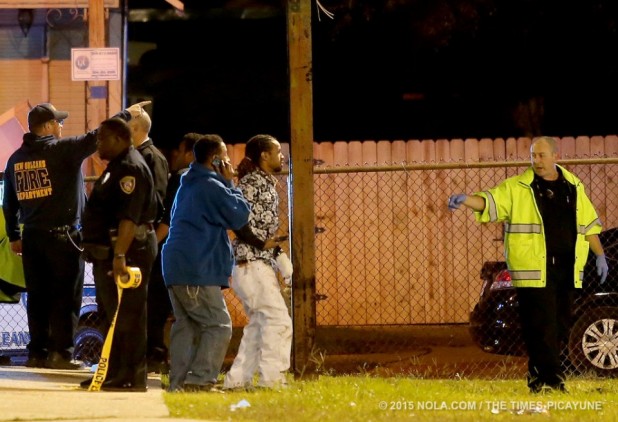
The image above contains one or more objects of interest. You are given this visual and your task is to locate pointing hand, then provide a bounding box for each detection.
[126,101,152,119]
[448,194,467,210]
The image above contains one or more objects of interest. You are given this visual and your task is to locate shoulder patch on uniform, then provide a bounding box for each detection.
[119,176,136,194]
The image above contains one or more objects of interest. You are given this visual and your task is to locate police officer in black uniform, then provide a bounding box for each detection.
[2,101,149,370]
[80,117,158,392]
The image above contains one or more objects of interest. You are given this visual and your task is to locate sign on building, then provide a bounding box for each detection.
[71,47,120,81]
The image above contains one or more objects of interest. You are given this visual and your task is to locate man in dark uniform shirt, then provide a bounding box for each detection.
[128,109,171,371]
[128,109,168,204]
[80,117,158,392]
[2,101,149,370]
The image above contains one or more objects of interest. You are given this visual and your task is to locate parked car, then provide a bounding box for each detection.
[0,179,104,366]
[469,227,618,376]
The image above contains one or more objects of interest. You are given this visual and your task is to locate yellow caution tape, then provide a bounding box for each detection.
[116,266,142,289]
[88,267,141,392]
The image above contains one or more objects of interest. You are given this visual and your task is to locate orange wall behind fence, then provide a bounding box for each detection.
[225,136,618,326]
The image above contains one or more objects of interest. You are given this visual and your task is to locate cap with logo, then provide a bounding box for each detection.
[27,103,69,128]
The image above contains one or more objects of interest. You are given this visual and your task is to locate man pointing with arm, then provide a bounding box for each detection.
[448,136,608,393]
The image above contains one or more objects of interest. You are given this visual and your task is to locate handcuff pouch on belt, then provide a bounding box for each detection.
[49,225,74,241]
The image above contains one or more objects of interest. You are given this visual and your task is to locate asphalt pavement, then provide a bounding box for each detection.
[0,365,203,422]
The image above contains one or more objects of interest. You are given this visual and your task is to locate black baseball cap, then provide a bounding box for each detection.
[27,103,69,128]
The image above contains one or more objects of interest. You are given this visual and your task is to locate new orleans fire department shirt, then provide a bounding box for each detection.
[2,132,96,239]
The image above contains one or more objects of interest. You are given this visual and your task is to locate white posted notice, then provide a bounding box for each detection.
[71,48,120,81]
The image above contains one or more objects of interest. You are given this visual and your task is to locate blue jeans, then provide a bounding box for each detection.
[168,285,232,391]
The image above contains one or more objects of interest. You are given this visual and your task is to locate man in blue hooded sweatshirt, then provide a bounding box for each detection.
[162,134,250,392]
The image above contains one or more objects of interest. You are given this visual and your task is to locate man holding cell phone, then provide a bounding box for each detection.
[161,135,250,392]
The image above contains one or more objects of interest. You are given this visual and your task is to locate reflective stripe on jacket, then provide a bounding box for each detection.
[473,165,602,288]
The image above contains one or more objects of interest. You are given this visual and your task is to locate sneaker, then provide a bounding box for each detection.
[46,352,83,370]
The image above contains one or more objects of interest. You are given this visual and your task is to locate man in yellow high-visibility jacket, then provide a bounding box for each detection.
[449,136,608,393]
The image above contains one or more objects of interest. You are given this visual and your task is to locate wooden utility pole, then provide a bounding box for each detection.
[83,0,108,180]
[287,0,317,378]
[87,0,107,131]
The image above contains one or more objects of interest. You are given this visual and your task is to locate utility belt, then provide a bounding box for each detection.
[81,243,112,262]
[24,224,80,239]
[110,223,154,243]
[82,223,154,263]
[45,224,83,253]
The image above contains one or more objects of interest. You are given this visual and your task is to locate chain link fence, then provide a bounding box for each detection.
[2,158,618,379]
[243,158,617,378]
[0,261,101,366]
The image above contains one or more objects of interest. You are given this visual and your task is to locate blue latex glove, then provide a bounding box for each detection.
[596,255,609,284]
[448,194,467,210]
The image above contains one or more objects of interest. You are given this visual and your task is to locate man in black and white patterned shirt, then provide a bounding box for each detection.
[223,134,292,391]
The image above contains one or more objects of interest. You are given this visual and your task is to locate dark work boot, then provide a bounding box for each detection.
[101,376,147,392]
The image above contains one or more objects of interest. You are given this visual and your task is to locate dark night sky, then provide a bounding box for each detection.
[127,0,618,148]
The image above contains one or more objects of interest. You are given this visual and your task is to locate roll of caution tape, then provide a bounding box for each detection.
[115,266,142,289]
[88,266,142,392]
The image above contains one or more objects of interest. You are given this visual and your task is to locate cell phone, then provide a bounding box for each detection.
[212,156,222,168]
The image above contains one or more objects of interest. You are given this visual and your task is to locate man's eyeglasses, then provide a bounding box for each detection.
[55,119,64,126]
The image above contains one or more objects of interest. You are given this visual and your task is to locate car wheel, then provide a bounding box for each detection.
[73,326,104,367]
[568,306,618,376]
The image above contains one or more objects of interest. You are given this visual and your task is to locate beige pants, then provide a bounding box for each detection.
[223,260,292,388]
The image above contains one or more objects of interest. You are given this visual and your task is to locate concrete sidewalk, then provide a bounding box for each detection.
[0,365,202,422]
